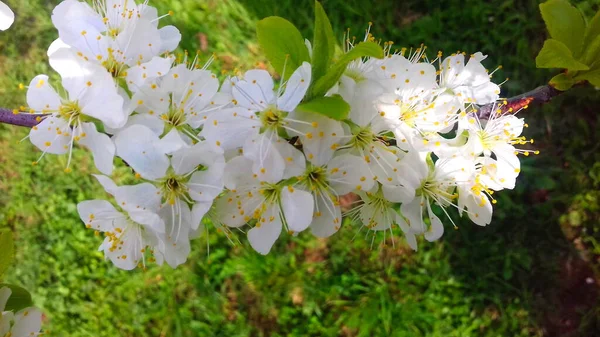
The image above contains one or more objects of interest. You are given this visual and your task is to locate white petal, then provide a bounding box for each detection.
[114,183,162,213]
[273,140,307,179]
[0,1,14,31]
[121,113,165,136]
[126,56,173,92]
[0,312,12,336]
[424,204,444,242]
[92,174,118,195]
[233,70,275,110]
[0,287,11,312]
[396,214,418,251]
[11,308,43,337]
[289,111,344,166]
[119,19,162,66]
[189,168,224,203]
[382,184,414,203]
[79,78,126,129]
[277,62,311,112]
[214,191,254,228]
[29,116,71,155]
[327,154,375,195]
[78,122,115,175]
[462,192,493,226]
[26,75,61,113]
[77,200,127,232]
[223,156,260,190]
[310,194,342,238]
[191,202,212,231]
[157,199,192,267]
[281,187,314,232]
[247,206,282,255]
[156,233,190,268]
[243,131,285,183]
[114,125,169,180]
[157,128,190,154]
[400,196,426,234]
[201,107,259,151]
[493,143,520,189]
[159,25,181,53]
[129,210,165,234]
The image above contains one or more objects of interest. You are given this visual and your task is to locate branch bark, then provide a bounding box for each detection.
[0,84,565,128]
[476,84,562,120]
[0,108,44,128]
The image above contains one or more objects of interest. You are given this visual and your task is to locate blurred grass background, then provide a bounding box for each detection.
[1,0,600,336]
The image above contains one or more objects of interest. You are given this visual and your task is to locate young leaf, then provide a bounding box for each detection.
[549,73,575,91]
[310,41,384,97]
[0,229,14,277]
[311,1,336,82]
[539,0,586,57]
[296,95,350,121]
[581,11,600,67]
[0,284,33,311]
[536,39,589,71]
[574,68,600,87]
[257,17,311,80]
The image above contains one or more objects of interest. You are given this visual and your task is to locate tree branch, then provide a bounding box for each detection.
[0,84,566,129]
[0,108,44,128]
[476,84,562,119]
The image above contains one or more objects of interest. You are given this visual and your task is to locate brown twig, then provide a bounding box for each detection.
[0,108,44,128]
[476,85,562,120]
[0,85,565,128]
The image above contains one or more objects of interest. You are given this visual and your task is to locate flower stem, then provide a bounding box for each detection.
[0,108,44,128]
[476,85,562,120]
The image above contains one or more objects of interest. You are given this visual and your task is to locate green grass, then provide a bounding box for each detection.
[1,0,600,336]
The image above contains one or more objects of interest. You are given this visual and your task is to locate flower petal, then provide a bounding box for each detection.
[77,200,127,232]
[114,124,170,180]
[281,187,314,232]
[79,122,115,175]
[29,116,71,155]
[277,62,311,112]
[247,206,282,255]
[26,75,61,113]
[310,194,342,238]
[0,1,14,31]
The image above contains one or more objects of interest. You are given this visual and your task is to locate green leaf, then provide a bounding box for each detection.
[296,95,350,121]
[311,1,336,83]
[0,229,14,277]
[574,68,600,86]
[256,16,310,80]
[539,0,586,57]
[311,41,384,97]
[535,39,589,71]
[549,73,575,91]
[0,284,33,311]
[581,11,600,67]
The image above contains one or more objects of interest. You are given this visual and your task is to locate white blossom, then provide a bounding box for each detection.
[0,287,43,337]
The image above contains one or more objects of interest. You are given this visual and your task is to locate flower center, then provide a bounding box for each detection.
[363,189,393,228]
[300,166,330,193]
[417,173,457,205]
[107,27,121,38]
[349,126,378,151]
[102,52,129,78]
[259,106,286,131]
[344,68,366,83]
[59,101,83,125]
[399,103,419,127]
[259,183,281,205]
[159,174,189,205]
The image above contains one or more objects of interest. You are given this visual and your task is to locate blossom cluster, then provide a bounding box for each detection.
[0,287,43,336]
[22,0,535,269]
